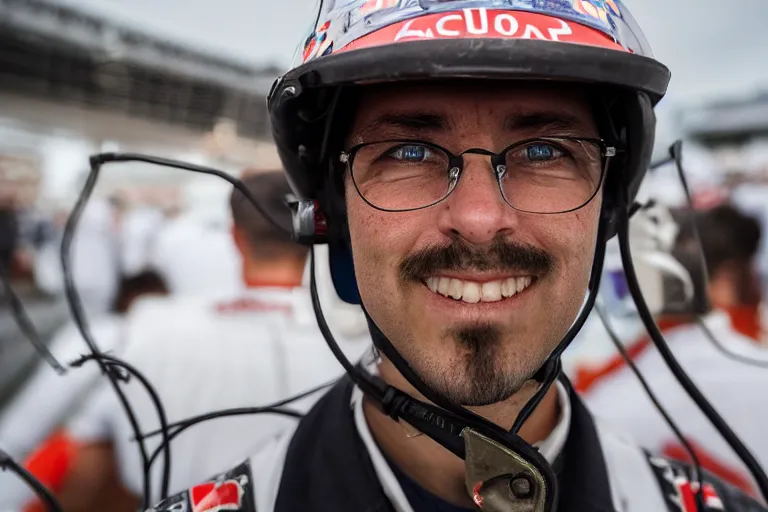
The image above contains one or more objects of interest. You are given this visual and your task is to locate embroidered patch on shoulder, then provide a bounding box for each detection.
[647,454,724,512]
[148,460,256,512]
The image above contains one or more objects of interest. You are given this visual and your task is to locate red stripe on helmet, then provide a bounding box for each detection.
[337,9,625,55]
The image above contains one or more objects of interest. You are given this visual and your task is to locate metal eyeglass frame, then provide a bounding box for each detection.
[339,136,617,214]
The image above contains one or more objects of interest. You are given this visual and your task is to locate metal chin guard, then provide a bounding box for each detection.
[462,428,547,512]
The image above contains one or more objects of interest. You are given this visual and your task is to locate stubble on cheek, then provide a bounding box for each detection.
[548,208,601,336]
[346,194,411,337]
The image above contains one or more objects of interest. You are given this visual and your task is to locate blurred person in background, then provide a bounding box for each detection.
[17,170,370,511]
[676,204,764,342]
[581,203,768,497]
[730,178,768,310]
[32,197,122,320]
[149,200,242,297]
[120,205,165,280]
[0,268,169,512]
[572,203,764,391]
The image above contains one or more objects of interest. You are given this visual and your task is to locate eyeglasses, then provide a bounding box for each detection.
[339,137,616,214]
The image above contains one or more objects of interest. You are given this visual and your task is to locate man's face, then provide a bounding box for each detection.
[344,82,603,406]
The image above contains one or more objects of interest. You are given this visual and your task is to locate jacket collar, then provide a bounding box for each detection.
[274,376,615,512]
[556,377,616,512]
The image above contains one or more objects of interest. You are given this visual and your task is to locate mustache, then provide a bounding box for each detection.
[399,236,555,283]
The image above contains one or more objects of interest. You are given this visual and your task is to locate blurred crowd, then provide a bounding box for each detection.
[0,171,371,511]
[1,164,768,511]
[0,191,234,410]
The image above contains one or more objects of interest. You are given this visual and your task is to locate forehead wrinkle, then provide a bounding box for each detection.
[352,109,458,144]
[503,110,596,137]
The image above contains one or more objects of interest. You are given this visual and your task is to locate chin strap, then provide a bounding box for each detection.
[511,212,610,433]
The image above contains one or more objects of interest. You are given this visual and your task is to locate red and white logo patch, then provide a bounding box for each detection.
[674,476,724,512]
[189,479,245,512]
[649,455,726,512]
[151,462,254,512]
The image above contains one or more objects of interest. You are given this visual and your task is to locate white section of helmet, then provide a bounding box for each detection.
[601,202,693,318]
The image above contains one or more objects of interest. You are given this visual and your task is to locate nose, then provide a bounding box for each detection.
[438,155,518,245]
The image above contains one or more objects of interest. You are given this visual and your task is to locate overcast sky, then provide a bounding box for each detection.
[55,0,768,108]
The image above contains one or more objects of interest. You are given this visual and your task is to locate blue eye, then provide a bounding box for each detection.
[392,145,431,162]
[526,144,561,161]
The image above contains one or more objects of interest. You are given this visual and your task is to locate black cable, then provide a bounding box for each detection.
[61,153,342,506]
[695,316,768,369]
[0,448,63,512]
[71,353,172,496]
[668,141,712,313]
[61,158,168,506]
[308,245,386,399]
[142,378,337,473]
[511,211,610,433]
[146,407,304,469]
[617,193,768,503]
[650,155,674,171]
[90,153,290,237]
[138,377,334,441]
[0,262,67,374]
[73,154,339,500]
[594,304,705,510]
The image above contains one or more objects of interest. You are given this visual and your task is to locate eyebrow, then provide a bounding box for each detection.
[357,112,448,139]
[504,111,593,135]
[355,109,593,142]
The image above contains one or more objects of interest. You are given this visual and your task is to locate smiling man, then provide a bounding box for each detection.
[348,84,600,413]
[148,1,768,512]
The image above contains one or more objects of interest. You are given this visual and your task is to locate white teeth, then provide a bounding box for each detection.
[461,282,482,303]
[501,278,513,297]
[481,281,502,302]
[426,275,533,303]
[448,278,463,300]
[437,277,450,296]
[503,278,517,298]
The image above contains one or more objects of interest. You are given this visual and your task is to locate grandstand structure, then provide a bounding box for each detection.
[0,0,281,207]
[678,92,768,181]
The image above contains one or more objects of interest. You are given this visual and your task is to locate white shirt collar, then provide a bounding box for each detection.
[350,380,571,512]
